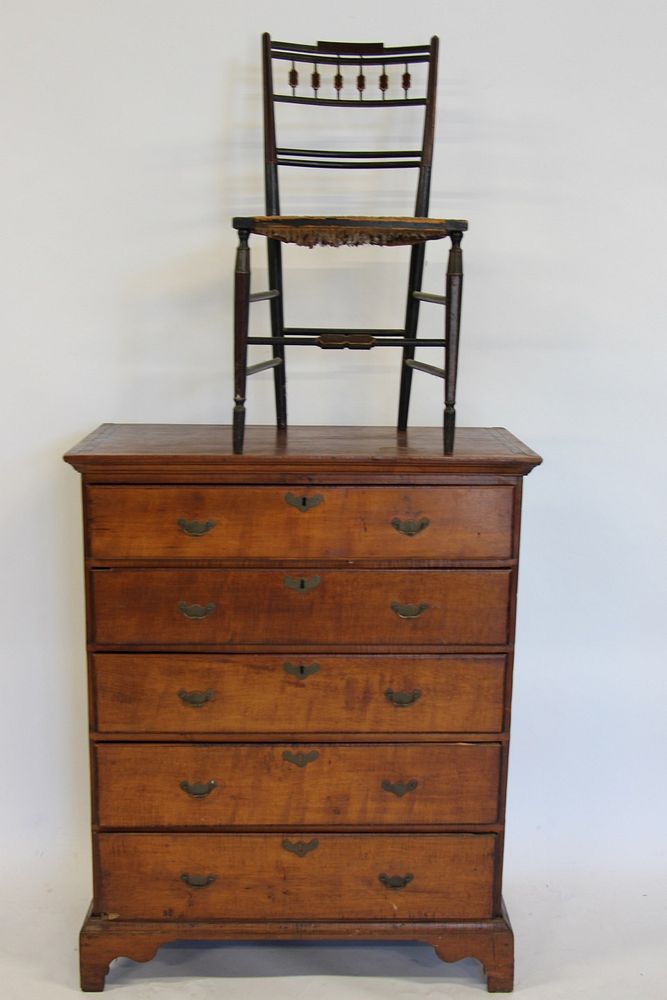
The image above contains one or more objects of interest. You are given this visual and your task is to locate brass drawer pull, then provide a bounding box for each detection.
[284,575,321,593]
[283,661,320,679]
[177,601,216,620]
[390,601,429,619]
[180,779,217,798]
[178,688,215,708]
[180,873,216,889]
[282,749,319,768]
[390,516,430,536]
[378,873,413,890]
[384,688,422,708]
[381,779,418,798]
[282,838,319,857]
[176,518,216,536]
[285,492,324,512]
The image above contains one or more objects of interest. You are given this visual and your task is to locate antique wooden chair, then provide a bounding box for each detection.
[232,34,467,454]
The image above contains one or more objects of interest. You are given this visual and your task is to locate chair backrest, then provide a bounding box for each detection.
[262,34,439,218]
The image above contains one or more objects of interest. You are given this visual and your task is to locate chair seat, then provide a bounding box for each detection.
[233,215,468,248]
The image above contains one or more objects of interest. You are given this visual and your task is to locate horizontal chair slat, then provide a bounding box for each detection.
[271,40,432,55]
[274,96,427,108]
[271,53,431,67]
[283,328,406,337]
[276,148,422,159]
[277,159,420,169]
[247,336,447,348]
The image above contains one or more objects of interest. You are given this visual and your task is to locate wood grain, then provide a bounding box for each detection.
[93,653,506,734]
[95,742,502,827]
[96,832,497,920]
[65,422,541,993]
[79,906,513,992]
[64,424,542,480]
[91,568,511,647]
[86,485,514,561]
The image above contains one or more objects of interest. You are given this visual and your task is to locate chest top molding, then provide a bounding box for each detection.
[64,425,542,481]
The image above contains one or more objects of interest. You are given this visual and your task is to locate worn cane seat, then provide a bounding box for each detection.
[233,216,469,248]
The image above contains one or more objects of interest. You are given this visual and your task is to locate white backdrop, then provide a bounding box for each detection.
[1,2,666,996]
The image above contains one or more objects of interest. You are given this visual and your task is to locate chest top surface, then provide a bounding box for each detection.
[64,424,542,481]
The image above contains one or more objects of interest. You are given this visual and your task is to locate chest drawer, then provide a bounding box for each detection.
[96,742,502,828]
[97,832,497,920]
[91,568,511,647]
[86,485,514,561]
[93,653,506,734]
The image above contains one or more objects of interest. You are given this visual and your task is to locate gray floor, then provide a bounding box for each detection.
[1,852,665,999]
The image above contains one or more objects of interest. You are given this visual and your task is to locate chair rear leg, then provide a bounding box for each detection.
[444,231,463,454]
[233,229,251,454]
[397,243,426,431]
[267,239,287,428]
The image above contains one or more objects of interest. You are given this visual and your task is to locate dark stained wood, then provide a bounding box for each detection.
[95,742,502,828]
[86,485,514,561]
[96,833,496,921]
[261,32,288,429]
[396,31,438,434]
[66,423,540,991]
[90,568,511,647]
[230,36,459,452]
[93,653,507,735]
[233,230,251,454]
[241,216,464,243]
[444,231,463,453]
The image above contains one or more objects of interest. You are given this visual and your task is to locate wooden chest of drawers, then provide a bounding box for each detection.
[64,424,541,992]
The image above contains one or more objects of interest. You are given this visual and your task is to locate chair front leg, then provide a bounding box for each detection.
[267,238,287,429]
[444,231,463,454]
[233,229,251,454]
[397,243,426,431]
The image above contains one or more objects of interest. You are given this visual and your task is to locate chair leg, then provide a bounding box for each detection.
[267,239,287,428]
[233,229,251,454]
[444,231,463,454]
[397,244,426,431]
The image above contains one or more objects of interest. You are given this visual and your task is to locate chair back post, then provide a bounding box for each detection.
[262,32,280,215]
[261,34,288,427]
[414,35,439,218]
[398,35,440,431]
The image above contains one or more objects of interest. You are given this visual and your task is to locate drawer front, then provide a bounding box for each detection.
[97,832,497,920]
[91,569,511,647]
[93,653,506,734]
[96,743,502,827]
[86,485,514,561]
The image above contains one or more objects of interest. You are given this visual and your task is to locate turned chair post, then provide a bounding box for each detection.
[444,231,463,454]
[262,32,288,429]
[267,238,287,428]
[397,243,426,431]
[233,229,251,455]
[398,36,438,432]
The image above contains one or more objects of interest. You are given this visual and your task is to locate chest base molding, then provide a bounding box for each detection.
[79,901,514,993]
